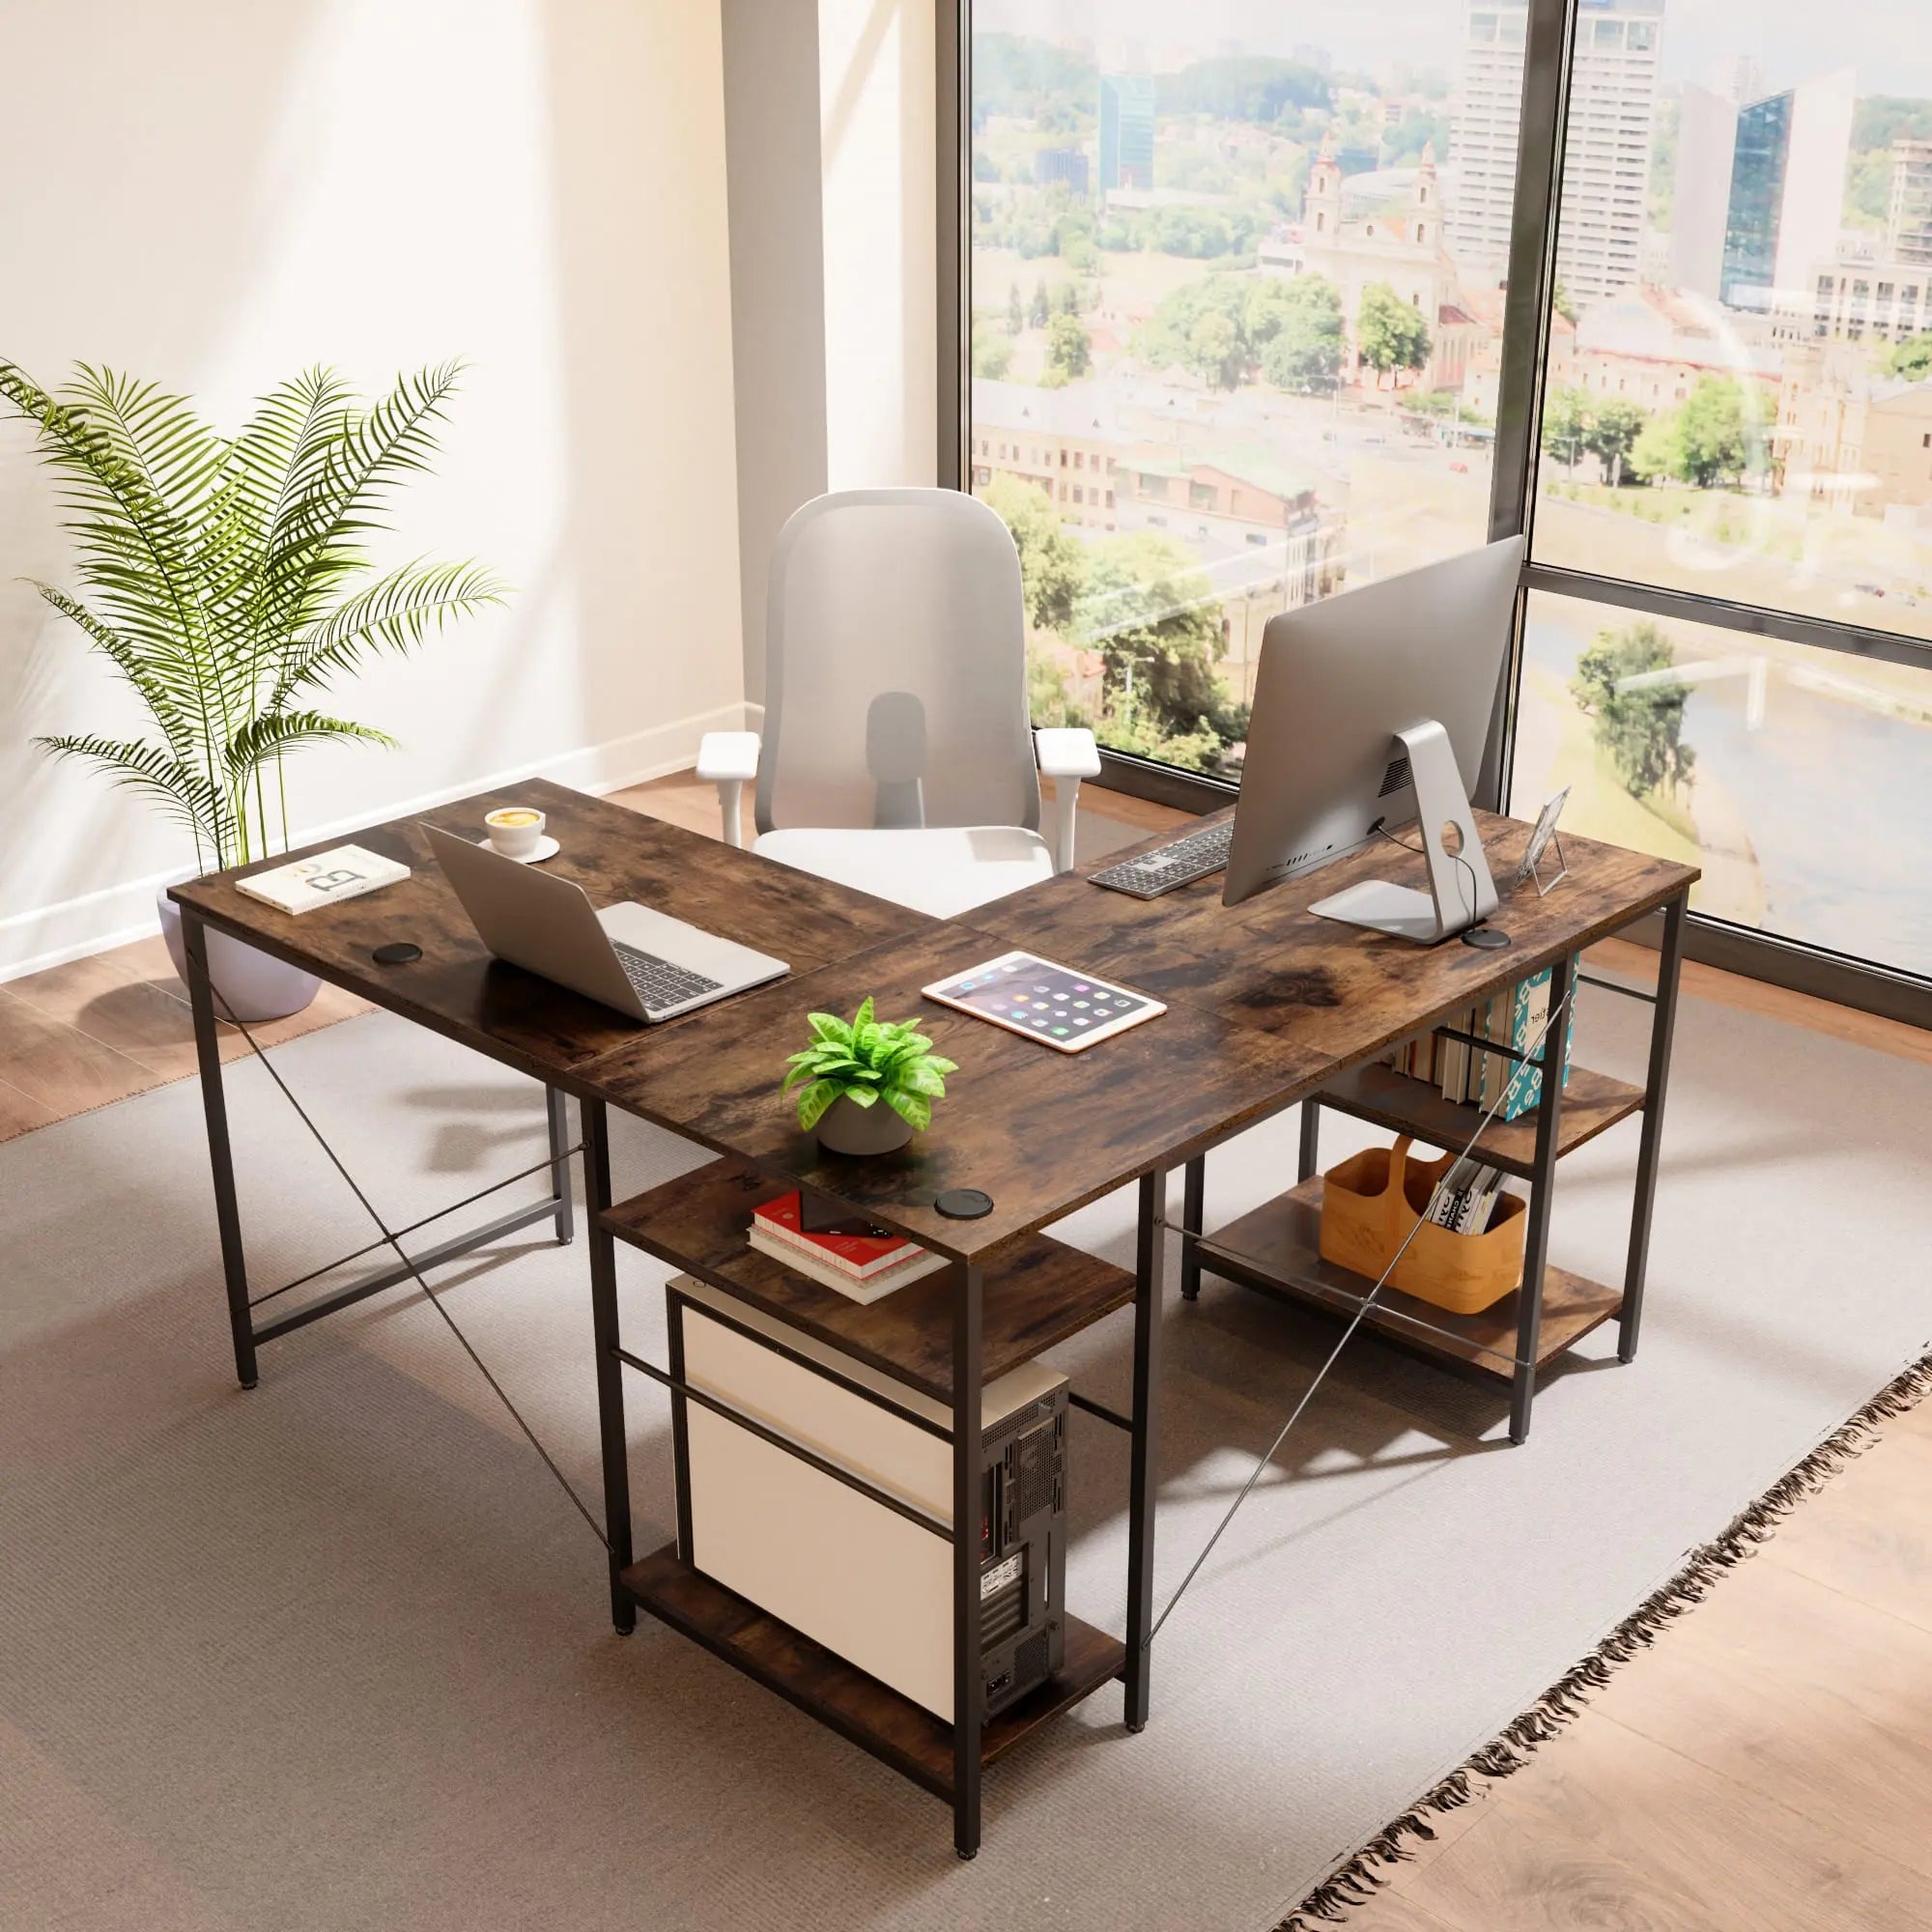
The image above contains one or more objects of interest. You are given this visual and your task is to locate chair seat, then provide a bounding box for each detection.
[753,826,1056,920]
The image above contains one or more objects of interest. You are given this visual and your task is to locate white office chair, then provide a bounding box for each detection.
[697,488,1100,921]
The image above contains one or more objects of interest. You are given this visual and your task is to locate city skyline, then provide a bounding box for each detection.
[970,0,1932,101]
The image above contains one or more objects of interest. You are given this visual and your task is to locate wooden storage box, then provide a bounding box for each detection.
[1318,1136,1526,1315]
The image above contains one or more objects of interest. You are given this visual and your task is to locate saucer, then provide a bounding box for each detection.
[483,834,560,864]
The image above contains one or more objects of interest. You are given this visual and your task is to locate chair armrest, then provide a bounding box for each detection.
[1034,728,1100,873]
[1033,726,1101,780]
[696,730,760,849]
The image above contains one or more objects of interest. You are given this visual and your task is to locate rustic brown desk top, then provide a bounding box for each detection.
[174,781,1695,1262]
[979,807,1697,1071]
[168,779,933,1093]
[589,922,1314,1261]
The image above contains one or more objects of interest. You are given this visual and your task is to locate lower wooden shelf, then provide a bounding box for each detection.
[623,1543,1125,1802]
[1196,1178,1622,1381]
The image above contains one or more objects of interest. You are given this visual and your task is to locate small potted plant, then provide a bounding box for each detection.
[782,999,957,1156]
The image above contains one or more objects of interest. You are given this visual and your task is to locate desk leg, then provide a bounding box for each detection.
[545,1086,575,1244]
[183,910,257,1390]
[1619,891,1687,1364]
[1178,1157,1205,1301]
[582,1099,635,1634]
[1509,953,1573,1446]
[952,1261,984,1860]
[1124,1170,1165,1731]
[1297,1100,1321,1183]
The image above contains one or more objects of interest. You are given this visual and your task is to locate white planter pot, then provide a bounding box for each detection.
[814,1093,914,1156]
[156,883,322,1025]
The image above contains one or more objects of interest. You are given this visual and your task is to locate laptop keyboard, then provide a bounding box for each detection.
[1091,820,1235,898]
[611,941,723,1014]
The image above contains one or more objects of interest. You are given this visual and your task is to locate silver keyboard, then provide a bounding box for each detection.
[1091,821,1235,899]
[611,941,722,1013]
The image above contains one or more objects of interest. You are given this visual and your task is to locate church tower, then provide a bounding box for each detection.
[1411,142,1438,250]
[1305,129,1341,238]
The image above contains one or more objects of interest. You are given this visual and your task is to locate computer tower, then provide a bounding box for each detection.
[667,1274,1067,1721]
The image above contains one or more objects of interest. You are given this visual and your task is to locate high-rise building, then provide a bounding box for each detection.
[1719,70,1855,313]
[1448,0,1664,305]
[1097,73,1155,195]
[1888,139,1932,269]
[1669,83,1736,299]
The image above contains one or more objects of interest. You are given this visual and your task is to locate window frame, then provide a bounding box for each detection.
[937,0,1932,1026]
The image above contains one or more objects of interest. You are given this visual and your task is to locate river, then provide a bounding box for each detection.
[1521,604,1932,982]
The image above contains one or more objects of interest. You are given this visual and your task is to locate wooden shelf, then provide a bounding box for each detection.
[602,1158,1134,1404]
[1314,1060,1644,1180]
[622,1543,1124,1802]
[1197,1178,1622,1381]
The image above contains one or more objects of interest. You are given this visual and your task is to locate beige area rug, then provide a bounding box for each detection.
[1,979,1928,1931]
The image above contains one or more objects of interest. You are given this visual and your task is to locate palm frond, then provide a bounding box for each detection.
[224,708,397,781]
[273,557,504,703]
[28,582,199,757]
[35,731,231,855]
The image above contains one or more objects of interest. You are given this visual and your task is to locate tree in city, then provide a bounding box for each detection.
[1249,275,1346,392]
[980,473,1085,633]
[1007,283,1024,334]
[1184,310,1245,390]
[1886,332,1932,381]
[1569,621,1696,800]
[1584,397,1649,486]
[1540,385,1593,473]
[1551,276,1579,326]
[1674,376,1758,487]
[1029,279,1050,329]
[1623,378,1760,489]
[1043,312,1093,384]
[972,328,1012,380]
[1076,533,1244,753]
[1355,282,1432,390]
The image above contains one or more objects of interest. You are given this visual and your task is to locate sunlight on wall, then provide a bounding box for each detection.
[0,0,742,975]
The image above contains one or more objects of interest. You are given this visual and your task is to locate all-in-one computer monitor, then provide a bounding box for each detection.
[1222,535,1525,942]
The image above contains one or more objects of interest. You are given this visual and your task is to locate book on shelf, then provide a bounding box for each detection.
[235,844,409,915]
[1382,956,1577,1121]
[746,1226,949,1303]
[748,1192,949,1303]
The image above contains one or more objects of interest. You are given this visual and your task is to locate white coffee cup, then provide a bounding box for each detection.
[484,806,546,859]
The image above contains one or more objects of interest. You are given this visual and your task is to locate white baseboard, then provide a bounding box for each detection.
[0,699,757,982]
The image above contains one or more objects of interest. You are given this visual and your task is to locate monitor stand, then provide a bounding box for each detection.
[1309,720,1499,944]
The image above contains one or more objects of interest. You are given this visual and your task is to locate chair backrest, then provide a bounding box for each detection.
[755,489,1042,837]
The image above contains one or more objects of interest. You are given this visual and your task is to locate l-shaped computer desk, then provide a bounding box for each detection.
[171,777,1696,1859]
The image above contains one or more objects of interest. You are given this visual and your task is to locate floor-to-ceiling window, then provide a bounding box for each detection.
[1520,3,1932,985]
[963,2,1528,778]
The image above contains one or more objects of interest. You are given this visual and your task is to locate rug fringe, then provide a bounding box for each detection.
[1272,1348,1932,1932]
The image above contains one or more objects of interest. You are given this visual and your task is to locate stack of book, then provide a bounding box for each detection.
[748,1193,948,1304]
[1422,1157,1506,1236]
[1384,957,1577,1122]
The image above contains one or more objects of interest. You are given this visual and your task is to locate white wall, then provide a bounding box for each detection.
[0,0,744,977]
[818,0,937,492]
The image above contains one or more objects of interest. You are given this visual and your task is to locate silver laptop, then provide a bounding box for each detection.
[423,822,787,1022]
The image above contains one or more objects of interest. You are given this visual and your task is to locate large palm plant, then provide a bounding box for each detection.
[0,357,503,871]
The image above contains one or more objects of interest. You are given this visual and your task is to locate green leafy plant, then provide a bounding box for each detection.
[0,356,504,872]
[781,998,958,1134]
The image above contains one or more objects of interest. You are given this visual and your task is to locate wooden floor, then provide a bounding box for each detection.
[5,774,1928,1931]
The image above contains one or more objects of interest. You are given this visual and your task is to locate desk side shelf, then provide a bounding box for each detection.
[1312,1060,1643,1179]
[601,1157,1135,1405]
[1196,1178,1623,1380]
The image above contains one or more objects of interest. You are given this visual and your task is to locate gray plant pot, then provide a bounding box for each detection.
[814,1092,914,1156]
[156,882,323,1024]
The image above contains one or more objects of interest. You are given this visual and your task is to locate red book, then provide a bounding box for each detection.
[752,1194,924,1280]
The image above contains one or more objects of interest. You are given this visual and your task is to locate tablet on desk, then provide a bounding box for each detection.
[922,951,1165,1052]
